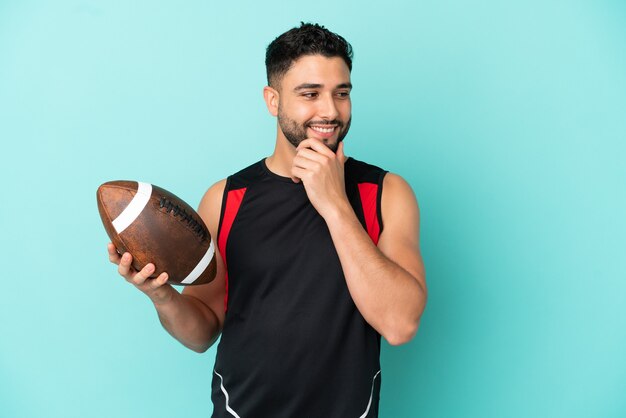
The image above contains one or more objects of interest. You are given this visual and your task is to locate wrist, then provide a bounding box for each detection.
[323,199,356,229]
[150,285,177,309]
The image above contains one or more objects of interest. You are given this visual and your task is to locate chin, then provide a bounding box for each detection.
[326,140,340,153]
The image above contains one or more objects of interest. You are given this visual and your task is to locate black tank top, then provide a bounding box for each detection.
[211,156,388,418]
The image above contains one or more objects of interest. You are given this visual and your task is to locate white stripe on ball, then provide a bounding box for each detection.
[181,240,215,284]
[112,182,152,234]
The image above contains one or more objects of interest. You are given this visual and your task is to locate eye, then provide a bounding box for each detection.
[302,92,318,99]
[336,91,351,98]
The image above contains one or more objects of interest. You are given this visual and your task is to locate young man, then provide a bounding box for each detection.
[108,23,427,417]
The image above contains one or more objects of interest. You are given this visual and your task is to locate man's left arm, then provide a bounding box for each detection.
[325,171,426,346]
[292,139,427,346]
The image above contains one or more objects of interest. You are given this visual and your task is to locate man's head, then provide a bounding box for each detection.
[264,23,354,152]
[265,22,353,90]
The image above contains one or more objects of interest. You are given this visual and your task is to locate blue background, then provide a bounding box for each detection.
[1,1,625,417]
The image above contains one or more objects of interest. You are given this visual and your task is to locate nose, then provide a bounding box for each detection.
[317,93,339,121]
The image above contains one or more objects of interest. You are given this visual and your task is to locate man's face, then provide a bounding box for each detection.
[276,55,352,153]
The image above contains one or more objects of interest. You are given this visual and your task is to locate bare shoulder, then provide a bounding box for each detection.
[197,179,227,232]
[379,172,421,250]
[381,172,420,222]
[383,172,416,195]
[198,179,227,212]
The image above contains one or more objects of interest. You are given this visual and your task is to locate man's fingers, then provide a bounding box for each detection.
[293,154,321,172]
[108,243,167,292]
[297,138,336,158]
[131,263,155,286]
[291,166,308,182]
[149,272,169,289]
[295,148,327,165]
[336,140,345,159]
[107,243,121,264]
[117,252,134,277]
[292,147,334,174]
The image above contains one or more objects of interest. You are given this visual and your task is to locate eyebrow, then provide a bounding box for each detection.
[293,82,353,91]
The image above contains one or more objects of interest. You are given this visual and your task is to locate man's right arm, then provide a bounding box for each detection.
[107,179,227,353]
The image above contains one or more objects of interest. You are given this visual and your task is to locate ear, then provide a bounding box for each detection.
[263,86,279,117]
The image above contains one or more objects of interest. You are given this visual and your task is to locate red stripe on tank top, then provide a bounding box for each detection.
[357,182,380,245]
[218,187,247,311]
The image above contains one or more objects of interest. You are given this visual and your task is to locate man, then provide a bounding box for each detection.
[107,23,426,417]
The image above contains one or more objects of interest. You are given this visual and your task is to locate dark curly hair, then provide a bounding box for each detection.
[265,22,353,89]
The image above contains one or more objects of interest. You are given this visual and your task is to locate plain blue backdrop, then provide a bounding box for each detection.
[1,1,625,417]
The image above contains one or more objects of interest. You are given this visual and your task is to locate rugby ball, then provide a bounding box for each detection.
[97,180,216,286]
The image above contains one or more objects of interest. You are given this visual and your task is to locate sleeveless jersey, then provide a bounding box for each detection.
[211,156,388,418]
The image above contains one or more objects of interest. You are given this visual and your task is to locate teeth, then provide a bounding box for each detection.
[311,126,335,133]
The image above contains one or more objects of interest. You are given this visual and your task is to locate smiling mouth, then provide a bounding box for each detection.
[309,126,336,134]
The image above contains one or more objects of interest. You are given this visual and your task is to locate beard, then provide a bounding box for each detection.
[277,106,351,153]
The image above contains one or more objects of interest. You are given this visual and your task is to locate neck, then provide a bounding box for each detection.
[265,133,298,178]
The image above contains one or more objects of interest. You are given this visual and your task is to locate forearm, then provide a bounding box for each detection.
[152,291,221,353]
[325,204,427,345]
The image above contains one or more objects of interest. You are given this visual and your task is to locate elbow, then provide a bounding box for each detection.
[190,345,209,354]
[378,284,427,346]
[185,335,218,353]
[383,319,421,346]
[383,300,426,346]
[185,341,210,353]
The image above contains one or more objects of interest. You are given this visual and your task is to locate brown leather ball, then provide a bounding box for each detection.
[97,180,216,286]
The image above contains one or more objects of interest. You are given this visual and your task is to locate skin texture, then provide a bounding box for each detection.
[108,54,427,351]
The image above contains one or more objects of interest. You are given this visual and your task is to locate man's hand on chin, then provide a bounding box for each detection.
[290,138,350,219]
